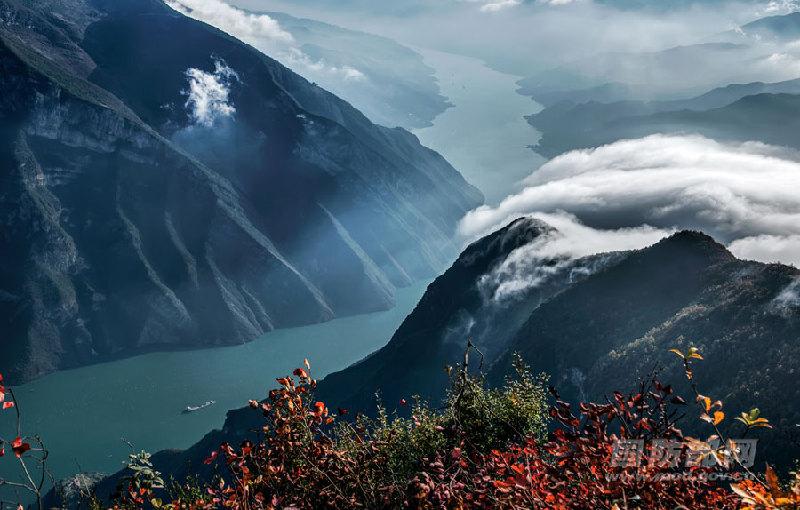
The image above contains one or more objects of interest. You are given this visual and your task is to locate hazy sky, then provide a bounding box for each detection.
[227,0,799,75]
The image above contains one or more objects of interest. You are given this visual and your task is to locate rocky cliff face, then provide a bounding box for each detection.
[0,0,482,382]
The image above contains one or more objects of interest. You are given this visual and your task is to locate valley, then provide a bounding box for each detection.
[0,282,428,491]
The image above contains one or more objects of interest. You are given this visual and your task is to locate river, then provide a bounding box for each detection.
[0,282,428,490]
[413,49,546,205]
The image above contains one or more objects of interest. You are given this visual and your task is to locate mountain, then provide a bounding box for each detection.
[167,3,451,130]
[740,11,800,41]
[530,92,800,157]
[318,225,800,466]
[0,0,482,382]
[83,220,800,499]
[487,231,800,467]
[529,76,800,110]
[244,10,451,130]
[313,218,623,412]
[516,43,758,103]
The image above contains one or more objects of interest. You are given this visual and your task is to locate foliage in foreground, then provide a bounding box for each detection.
[4,346,800,509]
[108,349,783,509]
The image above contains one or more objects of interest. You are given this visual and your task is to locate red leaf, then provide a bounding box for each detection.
[3,402,15,410]
[204,450,219,465]
[0,447,4,457]
[11,437,30,458]
[292,368,308,378]
[399,399,407,406]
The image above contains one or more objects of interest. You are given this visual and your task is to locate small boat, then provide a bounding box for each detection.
[182,400,215,414]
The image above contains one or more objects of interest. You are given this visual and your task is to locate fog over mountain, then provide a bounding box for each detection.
[461,135,800,267]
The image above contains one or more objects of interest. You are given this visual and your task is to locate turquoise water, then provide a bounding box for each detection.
[412,49,546,205]
[0,282,428,488]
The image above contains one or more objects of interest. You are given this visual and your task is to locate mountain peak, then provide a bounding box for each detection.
[650,230,733,260]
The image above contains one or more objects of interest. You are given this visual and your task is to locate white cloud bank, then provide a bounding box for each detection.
[184,59,239,126]
[166,0,365,83]
[480,212,671,301]
[460,135,800,268]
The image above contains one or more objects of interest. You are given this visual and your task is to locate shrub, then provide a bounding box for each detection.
[145,347,753,509]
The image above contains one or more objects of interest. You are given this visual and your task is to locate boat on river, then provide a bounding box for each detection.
[182,401,215,414]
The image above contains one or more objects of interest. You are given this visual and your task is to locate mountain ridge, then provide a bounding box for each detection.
[0,0,482,382]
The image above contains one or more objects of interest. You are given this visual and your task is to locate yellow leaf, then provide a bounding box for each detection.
[766,465,782,495]
[713,410,725,426]
[669,348,685,359]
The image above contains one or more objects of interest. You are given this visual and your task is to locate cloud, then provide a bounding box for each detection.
[460,135,800,267]
[166,0,293,42]
[771,277,800,312]
[478,212,670,301]
[729,234,800,267]
[759,0,800,15]
[166,0,366,83]
[479,0,521,12]
[184,59,239,127]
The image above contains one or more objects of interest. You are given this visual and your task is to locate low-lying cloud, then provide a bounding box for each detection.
[479,212,670,301]
[460,135,800,268]
[184,59,239,127]
[772,277,800,311]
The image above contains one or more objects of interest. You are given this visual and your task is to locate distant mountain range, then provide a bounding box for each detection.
[529,90,800,157]
[516,43,759,102]
[740,11,800,41]
[0,0,482,382]
[100,218,800,496]
[518,10,800,111]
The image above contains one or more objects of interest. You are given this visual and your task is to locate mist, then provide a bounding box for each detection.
[461,135,800,267]
[229,0,798,81]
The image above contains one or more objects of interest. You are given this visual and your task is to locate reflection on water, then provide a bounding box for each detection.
[413,49,546,205]
[0,282,429,487]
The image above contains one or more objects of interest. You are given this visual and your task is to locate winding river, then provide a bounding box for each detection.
[413,49,546,205]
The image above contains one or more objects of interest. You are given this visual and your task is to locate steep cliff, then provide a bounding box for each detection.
[0,0,482,382]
